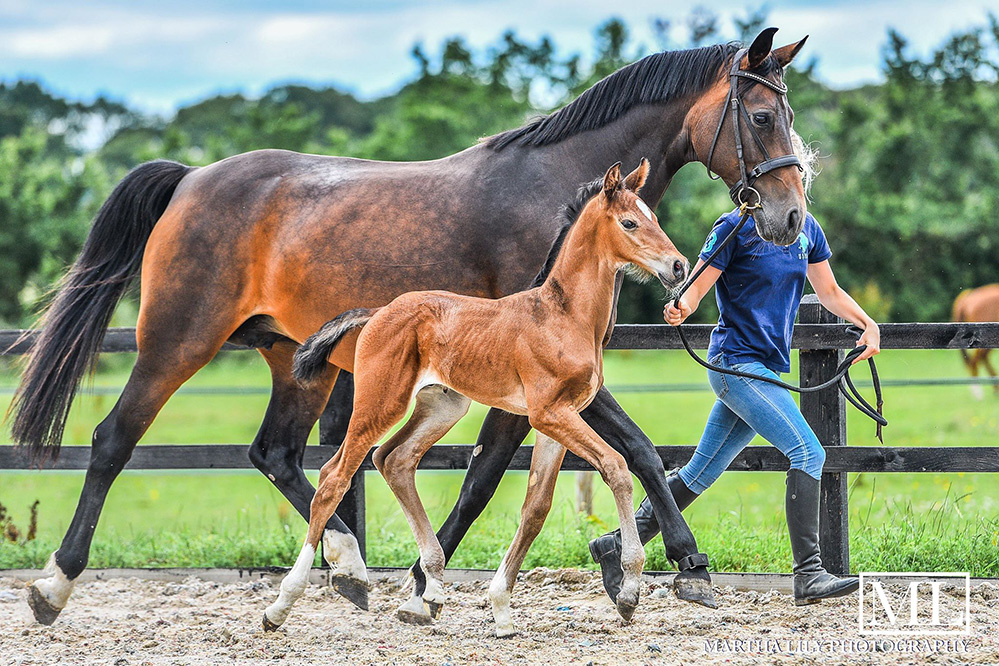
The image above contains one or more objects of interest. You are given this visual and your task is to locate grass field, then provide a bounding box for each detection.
[1,348,997,575]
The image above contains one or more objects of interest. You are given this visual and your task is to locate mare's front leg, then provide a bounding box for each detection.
[581,387,716,607]
[488,434,565,637]
[407,408,531,615]
[530,405,643,621]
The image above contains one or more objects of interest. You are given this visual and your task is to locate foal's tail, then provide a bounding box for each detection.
[7,160,192,464]
[293,308,376,384]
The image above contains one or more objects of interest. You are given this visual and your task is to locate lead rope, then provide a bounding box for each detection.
[672,204,887,441]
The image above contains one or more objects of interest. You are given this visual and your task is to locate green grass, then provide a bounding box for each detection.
[1,348,997,575]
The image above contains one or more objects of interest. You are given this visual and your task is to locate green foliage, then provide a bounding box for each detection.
[3,11,999,324]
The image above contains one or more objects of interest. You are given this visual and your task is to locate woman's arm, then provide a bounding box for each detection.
[806,260,881,362]
[664,259,722,325]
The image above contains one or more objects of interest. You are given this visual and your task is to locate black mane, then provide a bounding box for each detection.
[530,178,604,288]
[486,42,782,151]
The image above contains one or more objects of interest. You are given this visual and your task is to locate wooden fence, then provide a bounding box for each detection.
[2,295,998,572]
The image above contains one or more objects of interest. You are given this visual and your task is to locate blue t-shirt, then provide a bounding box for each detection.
[699,209,832,373]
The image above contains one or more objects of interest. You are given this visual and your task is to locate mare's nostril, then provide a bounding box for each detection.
[787,208,801,231]
[672,259,686,280]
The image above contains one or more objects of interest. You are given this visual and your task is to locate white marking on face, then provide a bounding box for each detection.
[635,199,654,222]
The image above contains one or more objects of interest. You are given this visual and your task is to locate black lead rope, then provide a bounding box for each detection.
[672,207,888,441]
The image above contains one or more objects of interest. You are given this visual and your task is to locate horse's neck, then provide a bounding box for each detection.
[541,221,619,346]
[525,101,694,208]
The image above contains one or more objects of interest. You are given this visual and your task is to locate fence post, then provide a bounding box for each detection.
[319,372,366,560]
[798,295,849,574]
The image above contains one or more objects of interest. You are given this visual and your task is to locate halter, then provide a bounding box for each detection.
[704,48,803,208]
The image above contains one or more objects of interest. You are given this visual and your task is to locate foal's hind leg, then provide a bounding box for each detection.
[372,386,471,625]
[489,434,565,637]
[28,335,226,624]
[248,345,368,609]
[263,377,413,631]
[529,405,644,622]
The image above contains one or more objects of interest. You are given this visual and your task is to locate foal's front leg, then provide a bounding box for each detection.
[530,406,644,621]
[488,434,566,637]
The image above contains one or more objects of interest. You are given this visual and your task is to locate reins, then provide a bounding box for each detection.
[675,48,887,441]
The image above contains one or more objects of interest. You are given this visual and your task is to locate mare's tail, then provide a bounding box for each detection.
[8,160,192,464]
[293,309,376,384]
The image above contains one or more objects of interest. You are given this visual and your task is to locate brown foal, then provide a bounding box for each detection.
[262,160,689,635]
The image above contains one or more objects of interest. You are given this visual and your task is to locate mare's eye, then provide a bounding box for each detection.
[621,219,638,230]
[752,112,772,127]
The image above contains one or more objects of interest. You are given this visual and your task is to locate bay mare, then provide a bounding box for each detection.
[953,284,999,397]
[264,161,687,635]
[11,29,807,625]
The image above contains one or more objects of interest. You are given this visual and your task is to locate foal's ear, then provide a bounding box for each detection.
[773,36,809,68]
[747,27,779,69]
[602,162,623,197]
[623,158,650,193]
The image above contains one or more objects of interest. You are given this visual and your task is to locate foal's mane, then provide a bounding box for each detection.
[529,178,603,288]
[486,43,782,151]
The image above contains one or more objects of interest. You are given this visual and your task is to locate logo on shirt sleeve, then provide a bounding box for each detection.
[702,232,718,255]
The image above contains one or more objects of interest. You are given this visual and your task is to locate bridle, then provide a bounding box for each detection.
[704,47,803,209]
[673,49,887,439]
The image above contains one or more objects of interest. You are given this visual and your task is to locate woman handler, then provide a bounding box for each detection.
[589,206,880,606]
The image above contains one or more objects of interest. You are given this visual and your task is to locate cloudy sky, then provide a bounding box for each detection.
[0,0,994,114]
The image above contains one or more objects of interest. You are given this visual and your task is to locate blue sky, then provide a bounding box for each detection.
[0,0,994,114]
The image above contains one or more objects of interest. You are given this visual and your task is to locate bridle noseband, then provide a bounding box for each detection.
[704,48,803,209]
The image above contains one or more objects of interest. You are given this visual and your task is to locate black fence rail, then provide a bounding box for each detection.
[2,295,998,572]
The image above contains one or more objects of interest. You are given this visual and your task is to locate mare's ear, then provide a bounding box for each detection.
[602,162,623,198]
[747,27,778,69]
[773,36,808,68]
[623,158,650,193]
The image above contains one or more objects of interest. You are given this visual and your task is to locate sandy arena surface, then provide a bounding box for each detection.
[1,571,997,665]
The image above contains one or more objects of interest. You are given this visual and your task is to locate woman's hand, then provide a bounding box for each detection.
[664,297,694,326]
[854,322,881,363]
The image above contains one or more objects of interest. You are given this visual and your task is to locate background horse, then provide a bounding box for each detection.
[953,284,999,398]
[11,28,807,624]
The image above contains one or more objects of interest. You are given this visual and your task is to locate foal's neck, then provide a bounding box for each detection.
[541,219,619,346]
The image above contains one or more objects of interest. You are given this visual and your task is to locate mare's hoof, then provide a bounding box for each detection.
[261,614,281,632]
[331,575,370,611]
[426,600,443,620]
[674,577,718,609]
[396,608,433,626]
[27,585,62,626]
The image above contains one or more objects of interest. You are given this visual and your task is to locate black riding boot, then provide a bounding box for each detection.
[589,472,712,606]
[786,468,859,605]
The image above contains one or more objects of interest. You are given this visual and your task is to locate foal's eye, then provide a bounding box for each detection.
[621,219,638,230]
[752,112,772,127]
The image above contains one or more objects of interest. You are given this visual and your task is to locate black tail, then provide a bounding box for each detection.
[8,160,192,464]
[293,309,375,385]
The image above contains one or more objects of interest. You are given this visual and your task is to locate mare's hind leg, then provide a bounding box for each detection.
[247,345,368,609]
[371,386,471,625]
[489,434,565,637]
[529,405,644,622]
[263,371,415,631]
[980,350,999,395]
[28,334,227,624]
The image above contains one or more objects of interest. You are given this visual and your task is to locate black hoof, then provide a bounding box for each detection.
[426,600,443,620]
[262,614,281,632]
[331,575,369,611]
[396,608,433,626]
[616,596,638,622]
[673,577,718,609]
[27,585,62,626]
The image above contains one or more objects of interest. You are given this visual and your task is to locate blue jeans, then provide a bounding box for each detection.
[678,355,826,494]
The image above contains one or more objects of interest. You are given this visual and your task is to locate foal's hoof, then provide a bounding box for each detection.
[494,625,518,639]
[27,585,62,626]
[426,600,443,620]
[396,597,433,626]
[261,614,281,632]
[616,593,638,622]
[331,574,370,611]
[673,577,718,609]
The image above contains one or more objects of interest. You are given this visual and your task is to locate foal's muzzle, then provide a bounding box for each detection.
[657,258,690,291]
